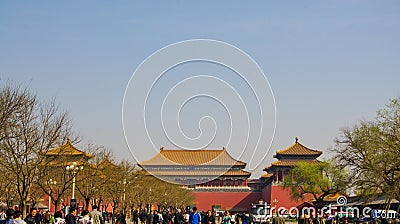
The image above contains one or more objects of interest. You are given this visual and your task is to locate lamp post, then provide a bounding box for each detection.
[48,179,57,211]
[123,179,127,201]
[66,162,83,209]
[148,188,152,212]
[272,199,278,215]
[123,178,127,214]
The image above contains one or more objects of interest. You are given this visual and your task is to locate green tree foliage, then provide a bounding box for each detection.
[283,160,348,208]
[334,97,400,203]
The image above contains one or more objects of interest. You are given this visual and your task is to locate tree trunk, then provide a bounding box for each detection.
[21,200,27,219]
[97,197,102,210]
[85,198,90,210]
[54,200,59,213]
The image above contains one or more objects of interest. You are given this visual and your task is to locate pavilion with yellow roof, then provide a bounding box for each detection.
[42,138,93,213]
[261,137,323,210]
[44,138,93,166]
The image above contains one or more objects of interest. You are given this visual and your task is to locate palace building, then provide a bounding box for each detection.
[43,139,93,213]
[138,137,323,212]
[261,137,322,210]
[40,137,322,213]
[45,138,93,165]
[138,147,260,211]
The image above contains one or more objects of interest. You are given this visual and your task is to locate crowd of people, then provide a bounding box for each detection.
[0,205,105,224]
[4,206,396,224]
[129,207,252,224]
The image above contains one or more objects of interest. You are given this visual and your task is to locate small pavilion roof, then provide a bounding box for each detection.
[98,158,117,167]
[139,147,246,167]
[260,173,273,179]
[275,137,322,157]
[271,159,320,167]
[45,138,93,158]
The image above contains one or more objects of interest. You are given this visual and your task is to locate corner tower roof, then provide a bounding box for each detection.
[274,137,322,159]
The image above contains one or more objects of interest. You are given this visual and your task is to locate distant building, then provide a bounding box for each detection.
[138,137,323,212]
[43,139,92,213]
[138,147,259,212]
[45,138,93,165]
[261,137,322,210]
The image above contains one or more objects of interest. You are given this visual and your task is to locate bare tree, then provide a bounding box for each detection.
[0,82,32,142]
[0,82,73,217]
[76,143,114,210]
[36,159,83,212]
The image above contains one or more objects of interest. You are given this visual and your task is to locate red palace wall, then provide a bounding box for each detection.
[261,186,271,203]
[262,185,314,212]
[193,191,262,212]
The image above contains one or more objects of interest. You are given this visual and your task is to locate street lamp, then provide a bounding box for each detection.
[123,179,127,202]
[48,179,57,211]
[148,188,152,212]
[66,162,83,200]
[272,199,278,215]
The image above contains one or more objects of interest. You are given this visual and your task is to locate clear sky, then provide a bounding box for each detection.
[1,1,399,178]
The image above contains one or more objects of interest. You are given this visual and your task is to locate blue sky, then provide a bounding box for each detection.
[1,1,399,177]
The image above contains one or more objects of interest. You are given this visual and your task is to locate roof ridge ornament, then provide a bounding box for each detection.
[295,136,298,143]
[67,136,71,144]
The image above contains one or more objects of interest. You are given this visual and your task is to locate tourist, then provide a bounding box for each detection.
[3,208,15,224]
[222,211,231,224]
[116,212,126,224]
[65,208,76,224]
[25,209,37,224]
[152,211,159,224]
[183,211,189,224]
[43,211,51,224]
[101,212,106,224]
[173,209,184,224]
[147,211,153,224]
[162,211,172,224]
[133,210,139,224]
[13,210,25,224]
[89,205,103,224]
[79,210,91,224]
[139,210,148,224]
[242,213,251,224]
[189,207,201,224]
[53,212,65,224]
[203,211,215,224]
[230,214,235,224]
[1,209,6,221]
[35,211,42,224]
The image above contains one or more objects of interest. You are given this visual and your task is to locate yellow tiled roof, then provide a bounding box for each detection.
[139,148,246,166]
[261,173,273,178]
[45,160,87,167]
[276,137,322,156]
[270,159,320,167]
[45,139,93,158]
[144,169,251,177]
[98,158,118,168]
